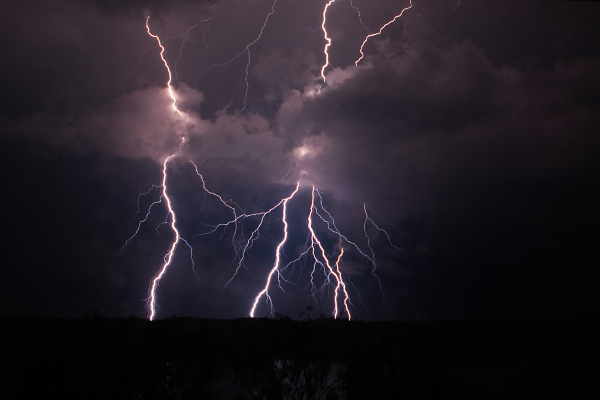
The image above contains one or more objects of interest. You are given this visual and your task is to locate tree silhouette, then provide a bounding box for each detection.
[228,357,344,400]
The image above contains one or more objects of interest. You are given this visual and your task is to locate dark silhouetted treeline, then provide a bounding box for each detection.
[1,314,598,399]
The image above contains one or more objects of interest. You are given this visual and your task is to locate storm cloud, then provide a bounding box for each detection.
[1,0,599,321]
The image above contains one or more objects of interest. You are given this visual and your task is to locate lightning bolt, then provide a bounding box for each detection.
[355,0,413,66]
[143,146,200,319]
[196,0,279,111]
[146,16,183,116]
[453,0,461,13]
[179,175,392,320]
[192,177,299,292]
[249,182,300,317]
[307,187,351,319]
[124,7,405,321]
[147,152,182,321]
[124,164,398,320]
[202,5,217,56]
[248,184,355,320]
[349,0,370,32]
[134,17,188,320]
[173,9,216,81]
[320,0,338,82]
[240,0,279,111]
[119,192,163,254]
[302,26,320,33]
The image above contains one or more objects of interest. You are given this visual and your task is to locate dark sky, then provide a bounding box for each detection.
[1,0,599,321]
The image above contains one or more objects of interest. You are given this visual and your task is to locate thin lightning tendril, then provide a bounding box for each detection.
[190,160,239,242]
[240,0,279,111]
[173,12,216,80]
[202,5,216,56]
[355,0,413,66]
[132,184,161,221]
[349,0,370,32]
[119,195,163,254]
[196,0,279,111]
[453,0,461,13]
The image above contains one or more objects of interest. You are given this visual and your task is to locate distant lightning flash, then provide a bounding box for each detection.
[355,0,413,66]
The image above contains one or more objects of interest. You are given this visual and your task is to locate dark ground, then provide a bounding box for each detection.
[1,315,599,399]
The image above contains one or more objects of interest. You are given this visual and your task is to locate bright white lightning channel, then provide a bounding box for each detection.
[145,17,182,116]
[126,7,402,321]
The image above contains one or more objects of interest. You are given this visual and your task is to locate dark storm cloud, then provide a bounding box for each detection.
[1,0,599,320]
[0,0,168,116]
[282,2,600,222]
[294,44,600,214]
[186,110,295,188]
[0,0,215,159]
[253,47,318,101]
[91,0,218,17]
[2,85,205,160]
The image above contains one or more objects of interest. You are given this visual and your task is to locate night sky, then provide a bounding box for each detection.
[1,0,599,321]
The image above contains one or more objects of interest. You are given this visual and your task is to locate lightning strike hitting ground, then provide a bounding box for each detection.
[355,0,413,65]
[147,153,181,320]
[126,158,397,320]
[140,17,188,320]
[307,187,351,319]
[249,182,300,318]
[126,166,398,319]
[140,137,202,319]
[144,149,198,320]
[124,5,405,320]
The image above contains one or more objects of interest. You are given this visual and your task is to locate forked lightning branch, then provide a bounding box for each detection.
[121,1,411,320]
